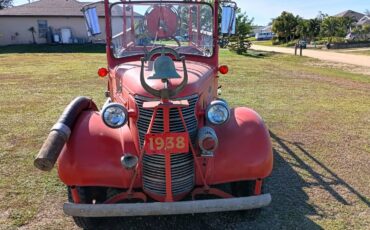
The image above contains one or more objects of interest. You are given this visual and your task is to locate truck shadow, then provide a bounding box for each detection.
[100,130,367,229]
[242,50,277,59]
[269,131,369,208]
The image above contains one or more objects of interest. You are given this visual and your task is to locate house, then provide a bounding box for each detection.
[357,16,370,27]
[0,0,142,46]
[334,10,365,22]
[250,26,265,37]
[251,25,272,37]
[253,25,274,40]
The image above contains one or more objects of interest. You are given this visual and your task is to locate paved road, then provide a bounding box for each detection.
[252,44,370,67]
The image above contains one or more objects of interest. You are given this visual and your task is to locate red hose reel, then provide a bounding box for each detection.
[145,5,179,38]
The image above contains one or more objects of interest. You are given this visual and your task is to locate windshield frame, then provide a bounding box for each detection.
[108,0,216,61]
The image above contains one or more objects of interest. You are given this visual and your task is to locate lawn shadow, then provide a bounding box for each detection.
[241,50,277,58]
[230,49,277,59]
[269,131,369,208]
[0,44,106,54]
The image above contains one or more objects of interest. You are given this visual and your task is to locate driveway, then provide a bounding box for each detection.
[252,44,370,67]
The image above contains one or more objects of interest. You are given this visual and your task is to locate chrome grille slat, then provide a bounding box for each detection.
[144,167,193,176]
[143,158,193,168]
[136,95,198,196]
[172,183,194,191]
[138,112,196,118]
[143,176,166,183]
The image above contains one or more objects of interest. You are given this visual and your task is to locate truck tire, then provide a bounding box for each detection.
[67,187,107,229]
[230,180,263,220]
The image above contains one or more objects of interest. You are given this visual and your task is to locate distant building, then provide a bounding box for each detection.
[252,25,274,41]
[250,26,265,37]
[251,25,272,37]
[334,10,365,22]
[0,0,142,46]
[357,16,370,27]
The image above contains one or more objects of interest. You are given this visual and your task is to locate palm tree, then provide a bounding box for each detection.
[320,16,339,43]
[28,26,36,44]
[308,18,321,41]
[272,11,298,43]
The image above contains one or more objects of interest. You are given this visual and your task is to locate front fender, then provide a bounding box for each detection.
[58,111,138,188]
[209,107,273,184]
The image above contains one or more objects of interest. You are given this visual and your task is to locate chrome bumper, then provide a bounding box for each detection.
[63,194,271,217]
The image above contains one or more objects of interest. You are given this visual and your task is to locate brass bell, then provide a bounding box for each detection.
[148,55,181,80]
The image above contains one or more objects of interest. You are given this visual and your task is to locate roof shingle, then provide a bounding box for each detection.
[334,10,365,22]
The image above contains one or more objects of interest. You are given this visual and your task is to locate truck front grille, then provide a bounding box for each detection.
[135,95,198,196]
[143,153,194,196]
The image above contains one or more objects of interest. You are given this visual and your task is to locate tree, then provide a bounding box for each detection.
[320,16,344,43]
[364,24,370,34]
[307,18,321,41]
[354,24,370,40]
[364,9,370,17]
[228,12,253,54]
[272,11,299,43]
[177,4,213,34]
[295,17,309,39]
[0,0,13,9]
[28,26,36,44]
[340,16,356,34]
[364,25,370,39]
[316,11,327,21]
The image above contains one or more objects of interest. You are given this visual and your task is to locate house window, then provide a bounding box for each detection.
[38,20,48,38]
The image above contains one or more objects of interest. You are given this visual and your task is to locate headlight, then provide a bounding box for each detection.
[206,100,230,125]
[102,103,128,128]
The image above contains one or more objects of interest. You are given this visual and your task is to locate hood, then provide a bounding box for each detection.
[113,60,215,99]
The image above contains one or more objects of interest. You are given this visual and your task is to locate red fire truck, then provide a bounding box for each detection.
[35,0,273,228]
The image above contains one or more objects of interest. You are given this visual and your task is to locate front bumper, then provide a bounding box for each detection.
[64,194,271,217]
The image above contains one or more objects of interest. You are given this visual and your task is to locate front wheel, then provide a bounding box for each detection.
[67,187,107,229]
[230,180,263,219]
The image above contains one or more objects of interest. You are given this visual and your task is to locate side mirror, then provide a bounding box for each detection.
[221,6,236,35]
[83,7,101,36]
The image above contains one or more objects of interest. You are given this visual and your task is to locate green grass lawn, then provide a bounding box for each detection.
[0,45,369,229]
[252,40,274,46]
[252,40,298,48]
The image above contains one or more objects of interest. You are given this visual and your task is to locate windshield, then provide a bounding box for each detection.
[110,2,214,59]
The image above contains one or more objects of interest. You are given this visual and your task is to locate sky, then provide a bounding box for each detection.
[12,0,370,26]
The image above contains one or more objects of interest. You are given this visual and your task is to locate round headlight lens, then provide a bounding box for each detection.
[206,100,230,125]
[102,103,128,128]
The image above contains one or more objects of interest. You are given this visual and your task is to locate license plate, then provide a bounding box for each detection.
[144,132,189,154]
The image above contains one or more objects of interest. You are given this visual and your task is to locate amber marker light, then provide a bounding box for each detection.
[98,67,109,78]
[218,65,229,75]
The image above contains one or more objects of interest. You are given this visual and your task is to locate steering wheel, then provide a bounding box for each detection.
[140,47,188,100]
